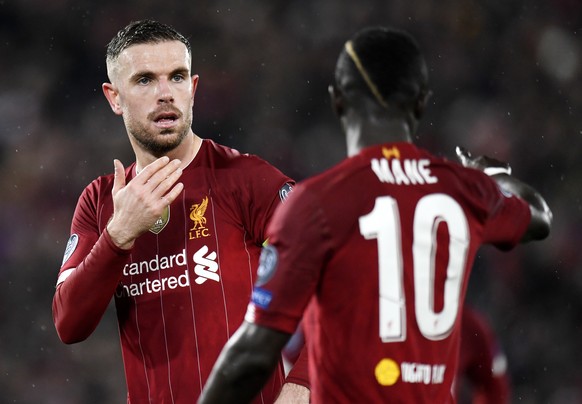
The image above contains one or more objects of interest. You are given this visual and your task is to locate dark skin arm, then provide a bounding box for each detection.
[455,147,552,241]
[198,321,292,404]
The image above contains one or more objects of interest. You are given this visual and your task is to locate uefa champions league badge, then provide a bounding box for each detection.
[62,234,79,265]
[278,183,294,203]
[255,244,278,287]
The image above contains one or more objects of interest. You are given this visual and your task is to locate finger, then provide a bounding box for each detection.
[134,156,171,184]
[162,182,185,206]
[154,170,184,203]
[455,146,472,166]
[147,160,183,195]
[455,146,471,159]
[112,159,126,196]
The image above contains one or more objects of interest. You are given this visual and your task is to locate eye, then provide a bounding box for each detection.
[137,76,151,85]
[171,74,185,82]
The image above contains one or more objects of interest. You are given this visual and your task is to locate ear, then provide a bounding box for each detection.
[102,83,123,116]
[328,84,345,117]
[191,74,200,99]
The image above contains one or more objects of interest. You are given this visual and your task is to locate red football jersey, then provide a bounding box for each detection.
[457,306,510,404]
[53,139,300,403]
[246,142,530,403]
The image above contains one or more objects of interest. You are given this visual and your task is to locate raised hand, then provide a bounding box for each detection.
[455,146,512,176]
[107,157,184,249]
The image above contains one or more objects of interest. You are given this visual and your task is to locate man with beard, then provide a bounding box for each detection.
[52,20,309,403]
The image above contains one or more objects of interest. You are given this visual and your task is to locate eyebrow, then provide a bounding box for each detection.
[129,67,191,82]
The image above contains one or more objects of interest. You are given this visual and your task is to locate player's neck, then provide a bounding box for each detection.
[134,132,202,174]
[345,118,412,157]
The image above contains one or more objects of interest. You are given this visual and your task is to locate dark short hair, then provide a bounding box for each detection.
[336,26,429,111]
[106,19,191,62]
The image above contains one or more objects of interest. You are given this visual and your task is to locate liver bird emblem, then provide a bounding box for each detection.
[190,196,209,230]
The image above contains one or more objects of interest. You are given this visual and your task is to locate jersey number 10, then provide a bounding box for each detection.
[359,194,469,343]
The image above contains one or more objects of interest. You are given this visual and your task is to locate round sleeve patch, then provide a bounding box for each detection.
[255,244,278,287]
[278,183,294,203]
[62,234,79,265]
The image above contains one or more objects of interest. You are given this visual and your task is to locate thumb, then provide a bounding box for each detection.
[112,159,126,196]
[455,146,472,166]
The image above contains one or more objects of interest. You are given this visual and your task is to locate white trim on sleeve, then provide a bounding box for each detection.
[56,267,76,286]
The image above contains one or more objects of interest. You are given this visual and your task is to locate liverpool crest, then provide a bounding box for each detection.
[189,196,211,239]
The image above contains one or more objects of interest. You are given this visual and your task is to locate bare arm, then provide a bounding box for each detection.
[275,383,310,404]
[278,334,310,402]
[198,322,291,404]
[455,147,552,241]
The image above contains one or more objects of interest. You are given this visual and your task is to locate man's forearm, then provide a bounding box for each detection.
[53,230,129,343]
[199,322,293,403]
[275,383,310,404]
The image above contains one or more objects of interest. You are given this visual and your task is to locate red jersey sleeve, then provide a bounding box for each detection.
[237,155,294,245]
[284,343,310,388]
[282,321,311,388]
[459,168,531,250]
[52,179,130,343]
[245,184,328,334]
[482,189,530,250]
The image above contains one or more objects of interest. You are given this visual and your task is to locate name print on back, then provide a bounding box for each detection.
[371,147,438,185]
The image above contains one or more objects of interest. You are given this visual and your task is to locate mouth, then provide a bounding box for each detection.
[152,110,180,129]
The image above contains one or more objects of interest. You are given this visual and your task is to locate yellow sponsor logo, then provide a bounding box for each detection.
[375,358,400,386]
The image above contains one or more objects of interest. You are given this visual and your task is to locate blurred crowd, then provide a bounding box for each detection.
[1,0,581,402]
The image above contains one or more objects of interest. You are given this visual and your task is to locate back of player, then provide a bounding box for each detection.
[199,26,550,404]
[259,141,529,403]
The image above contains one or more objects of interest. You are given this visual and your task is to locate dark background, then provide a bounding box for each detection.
[1,1,581,403]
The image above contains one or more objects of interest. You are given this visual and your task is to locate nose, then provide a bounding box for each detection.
[156,78,174,103]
